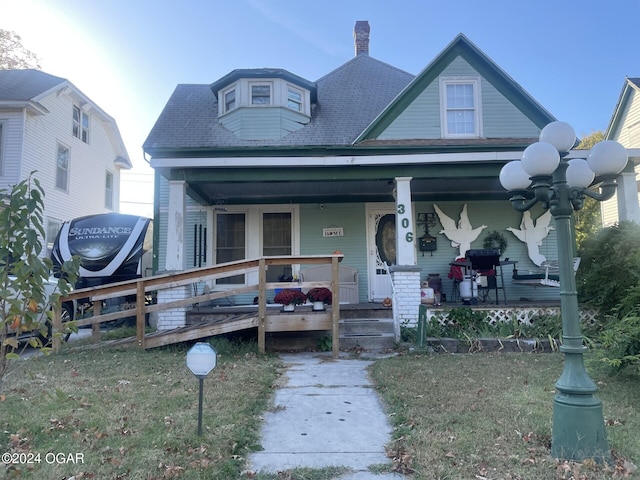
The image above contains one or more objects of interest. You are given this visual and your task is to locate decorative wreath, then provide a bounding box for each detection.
[483,230,508,255]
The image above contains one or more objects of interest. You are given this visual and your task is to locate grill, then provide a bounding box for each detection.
[466,249,500,271]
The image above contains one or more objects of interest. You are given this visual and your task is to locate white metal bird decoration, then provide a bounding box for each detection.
[433,204,487,257]
[507,210,554,266]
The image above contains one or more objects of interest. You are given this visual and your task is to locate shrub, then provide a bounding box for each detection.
[577,221,640,314]
[597,310,640,374]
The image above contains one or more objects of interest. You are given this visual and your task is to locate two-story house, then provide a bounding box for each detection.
[0,69,131,255]
[602,77,640,226]
[144,24,639,330]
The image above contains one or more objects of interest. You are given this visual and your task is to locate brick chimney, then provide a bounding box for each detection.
[354,21,370,56]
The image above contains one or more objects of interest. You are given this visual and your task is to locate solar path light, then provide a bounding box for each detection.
[186,342,217,436]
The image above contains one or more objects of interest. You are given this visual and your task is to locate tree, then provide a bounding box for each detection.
[0,173,79,392]
[0,29,41,70]
[574,131,606,250]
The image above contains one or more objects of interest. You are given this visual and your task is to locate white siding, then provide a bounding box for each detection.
[602,87,640,225]
[19,92,124,223]
[0,110,26,186]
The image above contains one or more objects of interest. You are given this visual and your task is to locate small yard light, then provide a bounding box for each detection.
[186,342,217,436]
[499,121,628,463]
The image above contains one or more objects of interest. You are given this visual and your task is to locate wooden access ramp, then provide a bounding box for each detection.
[142,313,259,349]
[74,313,259,351]
[55,255,343,357]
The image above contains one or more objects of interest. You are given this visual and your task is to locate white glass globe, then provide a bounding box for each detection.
[499,161,531,191]
[566,159,594,188]
[521,142,560,177]
[539,121,576,152]
[587,140,628,176]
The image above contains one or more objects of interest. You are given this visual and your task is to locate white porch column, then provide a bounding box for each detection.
[389,177,421,338]
[616,171,640,223]
[166,180,187,271]
[394,177,416,266]
[158,180,189,330]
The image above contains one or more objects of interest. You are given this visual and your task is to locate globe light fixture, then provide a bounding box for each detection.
[499,121,628,462]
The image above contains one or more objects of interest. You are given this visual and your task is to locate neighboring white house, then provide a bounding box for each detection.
[0,69,132,254]
[602,77,640,226]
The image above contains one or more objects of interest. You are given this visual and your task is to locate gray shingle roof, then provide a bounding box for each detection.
[0,69,66,101]
[143,55,414,152]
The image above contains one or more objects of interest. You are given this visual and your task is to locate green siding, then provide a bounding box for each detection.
[413,200,560,302]
[378,57,541,140]
[153,190,562,304]
[219,107,308,140]
[299,203,369,301]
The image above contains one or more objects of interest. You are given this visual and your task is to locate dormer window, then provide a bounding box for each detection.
[440,76,482,138]
[251,84,271,105]
[212,70,316,139]
[287,87,303,112]
[224,88,236,112]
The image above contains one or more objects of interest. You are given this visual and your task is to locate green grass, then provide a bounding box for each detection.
[2,340,638,479]
[370,351,640,479]
[1,339,281,479]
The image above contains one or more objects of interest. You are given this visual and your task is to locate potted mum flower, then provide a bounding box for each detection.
[273,288,307,311]
[306,287,332,311]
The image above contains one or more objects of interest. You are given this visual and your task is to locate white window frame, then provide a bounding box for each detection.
[55,142,70,193]
[72,105,90,143]
[222,85,237,113]
[250,82,272,106]
[286,85,303,112]
[211,205,299,288]
[105,170,114,210]
[439,76,482,138]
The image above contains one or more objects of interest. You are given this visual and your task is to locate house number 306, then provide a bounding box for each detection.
[397,204,413,243]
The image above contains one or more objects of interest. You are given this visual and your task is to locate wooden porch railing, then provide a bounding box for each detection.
[53,255,343,357]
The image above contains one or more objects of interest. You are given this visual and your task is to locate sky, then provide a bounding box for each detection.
[3,0,639,218]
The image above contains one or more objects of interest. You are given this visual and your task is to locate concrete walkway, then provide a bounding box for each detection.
[247,352,405,479]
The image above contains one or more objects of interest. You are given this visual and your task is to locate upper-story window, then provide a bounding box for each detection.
[287,87,303,112]
[440,77,482,138]
[251,84,271,105]
[56,143,70,192]
[216,77,312,117]
[72,105,89,143]
[105,170,114,210]
[224,88,236,113]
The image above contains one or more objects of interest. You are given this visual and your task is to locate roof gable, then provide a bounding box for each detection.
[0,69,66,101]
[355,34,555,142]
[606,77,640,142]
[0,69,131,168]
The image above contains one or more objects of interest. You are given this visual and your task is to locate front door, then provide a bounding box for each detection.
[367,207,396,301]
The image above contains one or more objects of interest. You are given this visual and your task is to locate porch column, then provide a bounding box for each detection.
[390,177,421,338]
[394,177,416,266]
[166,180,187,271]
[158,180,189,330]
[616,171,640,223]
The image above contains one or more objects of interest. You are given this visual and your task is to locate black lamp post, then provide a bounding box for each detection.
[499,121,628,462]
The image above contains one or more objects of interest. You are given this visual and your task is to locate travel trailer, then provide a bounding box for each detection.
[51,213,153,291]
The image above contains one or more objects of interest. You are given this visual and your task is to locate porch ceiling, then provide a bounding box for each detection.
[180,171,508,205]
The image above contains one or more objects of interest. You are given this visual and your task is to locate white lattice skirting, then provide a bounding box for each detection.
[423,306,599,327]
